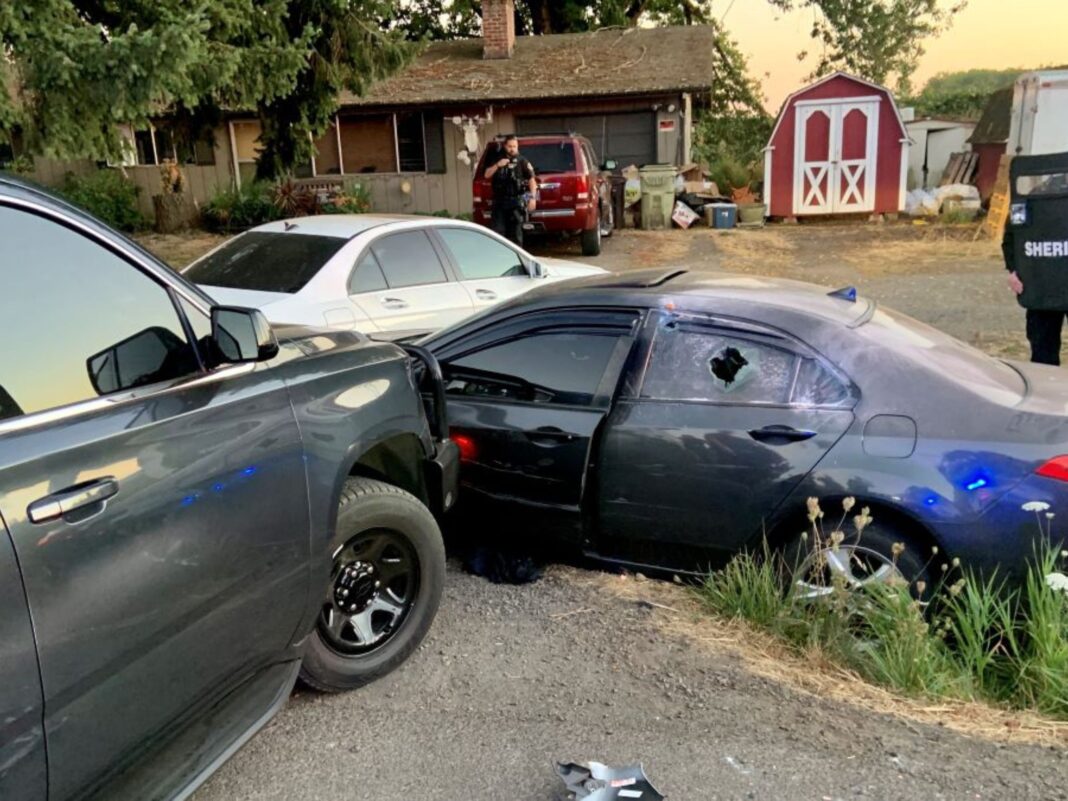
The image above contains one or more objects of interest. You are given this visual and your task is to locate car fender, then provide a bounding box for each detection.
[276,340,434,643]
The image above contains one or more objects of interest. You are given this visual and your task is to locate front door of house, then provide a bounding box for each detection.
[794,100,880,214]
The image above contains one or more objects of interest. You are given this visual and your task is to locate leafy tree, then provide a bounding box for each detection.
[0,1,414,178]
[921,68,1020,96]
[767,0,965,94]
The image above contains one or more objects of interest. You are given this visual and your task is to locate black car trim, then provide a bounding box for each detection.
[0,362,257,437]
[434,307,644,360]
[592,336,639,408]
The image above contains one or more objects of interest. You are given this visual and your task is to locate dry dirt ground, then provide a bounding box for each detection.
[138,223,1068,800]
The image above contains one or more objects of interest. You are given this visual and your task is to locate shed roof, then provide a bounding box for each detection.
[766,71,908,148]
[339,26,717,108]
[969,87,1013,144]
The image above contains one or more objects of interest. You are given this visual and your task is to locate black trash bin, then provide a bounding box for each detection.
[609,173,626,229]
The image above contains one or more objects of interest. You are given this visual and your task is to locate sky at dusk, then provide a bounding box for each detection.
[722,0,1068,110]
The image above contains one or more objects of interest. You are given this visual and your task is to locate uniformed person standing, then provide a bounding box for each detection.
[1003,153,1068,365]
[484,135,537,246]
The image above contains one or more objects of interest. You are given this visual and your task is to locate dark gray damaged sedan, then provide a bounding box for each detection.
[0,177,458,801]
[423,268,1068,591]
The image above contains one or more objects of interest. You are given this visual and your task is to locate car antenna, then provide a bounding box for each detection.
[284,221,298,231]
[827,286,857,302]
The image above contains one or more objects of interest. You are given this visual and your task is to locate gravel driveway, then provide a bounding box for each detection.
[194,565,1067,801]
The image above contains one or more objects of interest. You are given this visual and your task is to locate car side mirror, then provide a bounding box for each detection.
[528,260,546,278]
[211,306,279,364]
[602,160,617,171]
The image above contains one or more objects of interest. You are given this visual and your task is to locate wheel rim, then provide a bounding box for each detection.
[318,529,419,655]
[793,544,905,600]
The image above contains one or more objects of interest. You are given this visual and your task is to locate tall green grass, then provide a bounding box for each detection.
[697,500,1068,718]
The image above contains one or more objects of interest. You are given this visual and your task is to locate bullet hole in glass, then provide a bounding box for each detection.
[709,347,748,386]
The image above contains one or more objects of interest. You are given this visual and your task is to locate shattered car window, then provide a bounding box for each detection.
[641,328,795,404]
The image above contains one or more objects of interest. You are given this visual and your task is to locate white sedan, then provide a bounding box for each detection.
[183,215,606,334]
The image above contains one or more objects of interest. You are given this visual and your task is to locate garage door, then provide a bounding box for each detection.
[517,112,657,168]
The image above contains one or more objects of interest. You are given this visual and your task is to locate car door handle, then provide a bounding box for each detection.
[381,297,409,310]
[475,289,498,301]
[28,477,119,524]
[747,425,817,445]
[523,426,577,446]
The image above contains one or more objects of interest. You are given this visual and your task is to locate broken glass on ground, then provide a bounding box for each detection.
[555,761,665,800]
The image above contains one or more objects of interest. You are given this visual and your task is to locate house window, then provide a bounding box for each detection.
[124,123,216,167]
[338,115,396,174]
[232,120,263,164]
[336,112,445,175]
[397,112,426,172]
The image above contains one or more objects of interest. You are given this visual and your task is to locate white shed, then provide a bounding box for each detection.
[904,118,977,189]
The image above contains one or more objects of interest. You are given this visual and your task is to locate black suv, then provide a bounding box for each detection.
[0,176,458,801]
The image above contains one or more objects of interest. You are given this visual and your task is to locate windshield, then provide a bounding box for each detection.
[860,307,1024,403]
[519,143,577,174]
[184,232,347,294]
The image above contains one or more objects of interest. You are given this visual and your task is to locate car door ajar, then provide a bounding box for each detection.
[596,314,856,568]
[439,310,640,539]
[348,230,474,332]
[0,204,310,801]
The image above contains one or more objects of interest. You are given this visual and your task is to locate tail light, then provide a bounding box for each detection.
[451,432,477,461]
[575,173,589,200]
[1037,456,1068,482]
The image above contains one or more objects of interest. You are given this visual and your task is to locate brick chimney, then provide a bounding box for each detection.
[482,0,515,60]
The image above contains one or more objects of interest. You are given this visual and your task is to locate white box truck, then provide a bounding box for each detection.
[1009,69,1068,156]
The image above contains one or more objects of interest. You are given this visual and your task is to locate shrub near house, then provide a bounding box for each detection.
[60,170,145,231]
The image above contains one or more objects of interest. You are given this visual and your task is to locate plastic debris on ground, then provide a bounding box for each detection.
[906,183,981,216]
[556,761,665,800]
[622,164,642,207]
[671,200,700,229]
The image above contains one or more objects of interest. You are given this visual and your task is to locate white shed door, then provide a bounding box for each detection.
[794,100,880,214]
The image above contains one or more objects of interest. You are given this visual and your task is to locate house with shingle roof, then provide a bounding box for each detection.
[23,0,718,221]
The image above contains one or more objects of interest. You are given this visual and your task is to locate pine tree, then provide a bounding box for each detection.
[0,1,414,177]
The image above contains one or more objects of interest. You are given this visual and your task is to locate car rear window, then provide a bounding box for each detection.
[859,307,1024,402]
[520,142,577,174]
[184,232,347,294]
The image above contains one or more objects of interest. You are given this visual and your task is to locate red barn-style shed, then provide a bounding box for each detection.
[764,72,909,218]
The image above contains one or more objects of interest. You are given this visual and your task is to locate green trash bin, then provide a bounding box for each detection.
[639,164,677,230]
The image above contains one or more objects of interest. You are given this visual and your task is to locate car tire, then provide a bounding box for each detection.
[299,478,445,693]
[782,521,934,601]
[581,223,602,256]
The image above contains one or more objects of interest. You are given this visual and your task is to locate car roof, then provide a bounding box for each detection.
[476,268,872,326]
[249,214,490,240]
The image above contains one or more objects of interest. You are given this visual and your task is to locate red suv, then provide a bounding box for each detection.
[473,134,615,256]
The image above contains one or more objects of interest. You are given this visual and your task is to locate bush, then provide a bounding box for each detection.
[320,182,371,215]
[61,169,145,231]
[698,497,1068,718]
[202,182,280,232]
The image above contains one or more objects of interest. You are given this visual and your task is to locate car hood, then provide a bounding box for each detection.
[538,258,607,279]
[197,284,291,308]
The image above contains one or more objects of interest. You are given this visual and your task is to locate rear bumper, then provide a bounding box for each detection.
[474,204,597,233]
[934,474,1068,583]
